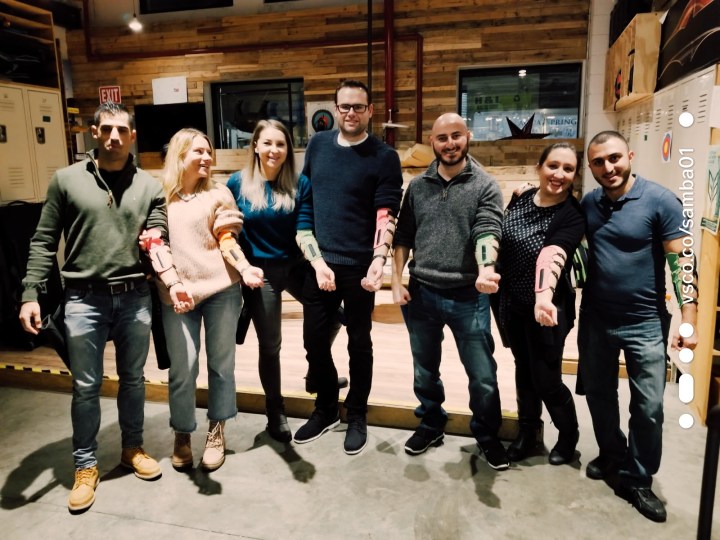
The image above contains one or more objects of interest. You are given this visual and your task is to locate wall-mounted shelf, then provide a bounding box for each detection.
[603,13,661,112]
[0,0,60,89]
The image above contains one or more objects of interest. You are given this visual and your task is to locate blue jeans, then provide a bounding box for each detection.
[162,284,242,433]
[303,263,374,416]
[65,282,152,469]
[406,281,502,443]
[578,308,670,487]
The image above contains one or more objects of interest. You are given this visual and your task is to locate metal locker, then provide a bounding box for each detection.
[0,85,37,202]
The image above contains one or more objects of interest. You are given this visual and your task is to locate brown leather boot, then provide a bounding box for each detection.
[172,432,193,469]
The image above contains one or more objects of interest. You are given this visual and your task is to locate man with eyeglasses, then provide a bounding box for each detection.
[293,80,403,454]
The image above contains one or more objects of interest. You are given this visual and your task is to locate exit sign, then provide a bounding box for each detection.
[99,86,121,104]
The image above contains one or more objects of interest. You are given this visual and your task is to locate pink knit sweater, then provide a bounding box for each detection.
[158,182,243,306]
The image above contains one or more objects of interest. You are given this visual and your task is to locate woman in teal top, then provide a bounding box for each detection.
[226,119,341,442]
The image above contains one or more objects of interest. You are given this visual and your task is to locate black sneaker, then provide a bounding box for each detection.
[305,376,349,394]
[344,415,368,455]
[615,484,667,523]
[586,455,622,480]
[477,439,510,471]
[404,426,444,455]
[293,409,340,444]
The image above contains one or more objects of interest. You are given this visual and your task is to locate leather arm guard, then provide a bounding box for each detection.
[373,208,396,251]
[666,252,699,307]
[296,229,322,262]
[535,245,567,293]
[474,234,499,267]
[219,231,251,273]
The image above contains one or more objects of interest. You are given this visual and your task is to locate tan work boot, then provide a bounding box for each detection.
[172,432,193,470]
[120,447,162,480]
[68,465,99,512]
[201,420,225,471]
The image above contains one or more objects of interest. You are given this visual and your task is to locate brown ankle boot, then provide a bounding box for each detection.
[172,432,193,470]
[201,421,225,471]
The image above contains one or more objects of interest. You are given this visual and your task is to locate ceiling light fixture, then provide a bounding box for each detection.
[128,0,142,32]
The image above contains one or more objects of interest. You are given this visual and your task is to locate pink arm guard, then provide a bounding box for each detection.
[534,245,567,293]
[373,208,396,250]
[144,228,174,274]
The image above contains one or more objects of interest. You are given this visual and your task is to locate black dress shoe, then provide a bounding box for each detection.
[305,376,349,394]
[615,484,667,523]
[586,455,622,480]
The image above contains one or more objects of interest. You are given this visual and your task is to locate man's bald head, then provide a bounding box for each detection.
[430,113,471,171]
[432,113,468,136]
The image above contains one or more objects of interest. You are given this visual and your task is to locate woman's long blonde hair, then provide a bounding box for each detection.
[241,119,297,212]
[161,128,214,200]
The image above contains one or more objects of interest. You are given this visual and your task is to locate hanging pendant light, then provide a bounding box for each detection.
[128,0,142,32]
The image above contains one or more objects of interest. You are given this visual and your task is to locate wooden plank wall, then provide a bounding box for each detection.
[66,0,589,165]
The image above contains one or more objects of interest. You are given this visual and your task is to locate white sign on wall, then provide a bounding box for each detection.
[152,76,188,105]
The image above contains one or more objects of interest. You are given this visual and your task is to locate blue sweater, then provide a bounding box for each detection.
[226,172,314,262]
[302,131,403,266]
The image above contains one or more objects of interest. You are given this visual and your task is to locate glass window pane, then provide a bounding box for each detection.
[459,64,582,141]
[211,79,305,149]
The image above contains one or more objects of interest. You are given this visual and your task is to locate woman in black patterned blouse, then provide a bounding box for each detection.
[495,142,586,465]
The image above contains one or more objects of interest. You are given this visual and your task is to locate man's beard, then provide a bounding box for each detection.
[435,145,468,167]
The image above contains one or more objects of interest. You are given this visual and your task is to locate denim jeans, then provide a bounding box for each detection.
[406,281,502,443]
[578,308,670,487]
[302,263,374,416]
[162,284,242,433]
[65,282,152,469]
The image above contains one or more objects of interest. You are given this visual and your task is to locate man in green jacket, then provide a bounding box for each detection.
[19,101,188,513]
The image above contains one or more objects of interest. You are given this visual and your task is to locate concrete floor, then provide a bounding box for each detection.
[0,379,716,540]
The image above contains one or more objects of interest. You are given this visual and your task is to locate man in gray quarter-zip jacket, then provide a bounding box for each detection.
[391,113,509,470]
[18,101,189,513]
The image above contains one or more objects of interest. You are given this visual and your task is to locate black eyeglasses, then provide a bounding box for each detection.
[337,103,369,114]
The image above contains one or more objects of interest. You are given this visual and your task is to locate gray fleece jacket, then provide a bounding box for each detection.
[393,157,503,289]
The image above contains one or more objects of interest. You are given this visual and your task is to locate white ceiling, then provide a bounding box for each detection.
[86,0,363,28]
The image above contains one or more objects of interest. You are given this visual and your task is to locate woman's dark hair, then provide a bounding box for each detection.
[537,142,579,168]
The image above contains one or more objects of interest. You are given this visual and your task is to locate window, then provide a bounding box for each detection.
[140,0,233,15]
[210,79,305,149]
[459,64,582,141]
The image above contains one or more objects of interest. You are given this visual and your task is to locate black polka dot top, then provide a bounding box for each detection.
[500,190,559,306]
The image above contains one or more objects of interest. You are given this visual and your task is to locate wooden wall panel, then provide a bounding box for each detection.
[66,0,589,165]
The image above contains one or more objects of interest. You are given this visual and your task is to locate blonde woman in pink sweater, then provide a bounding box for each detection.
[151,128,263,472]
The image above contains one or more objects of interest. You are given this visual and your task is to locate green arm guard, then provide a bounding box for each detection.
[296,230,323,262]
[665,252,683,307]
[665,252,698,307]
[572,238,589,288]
[474,233,499,267]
